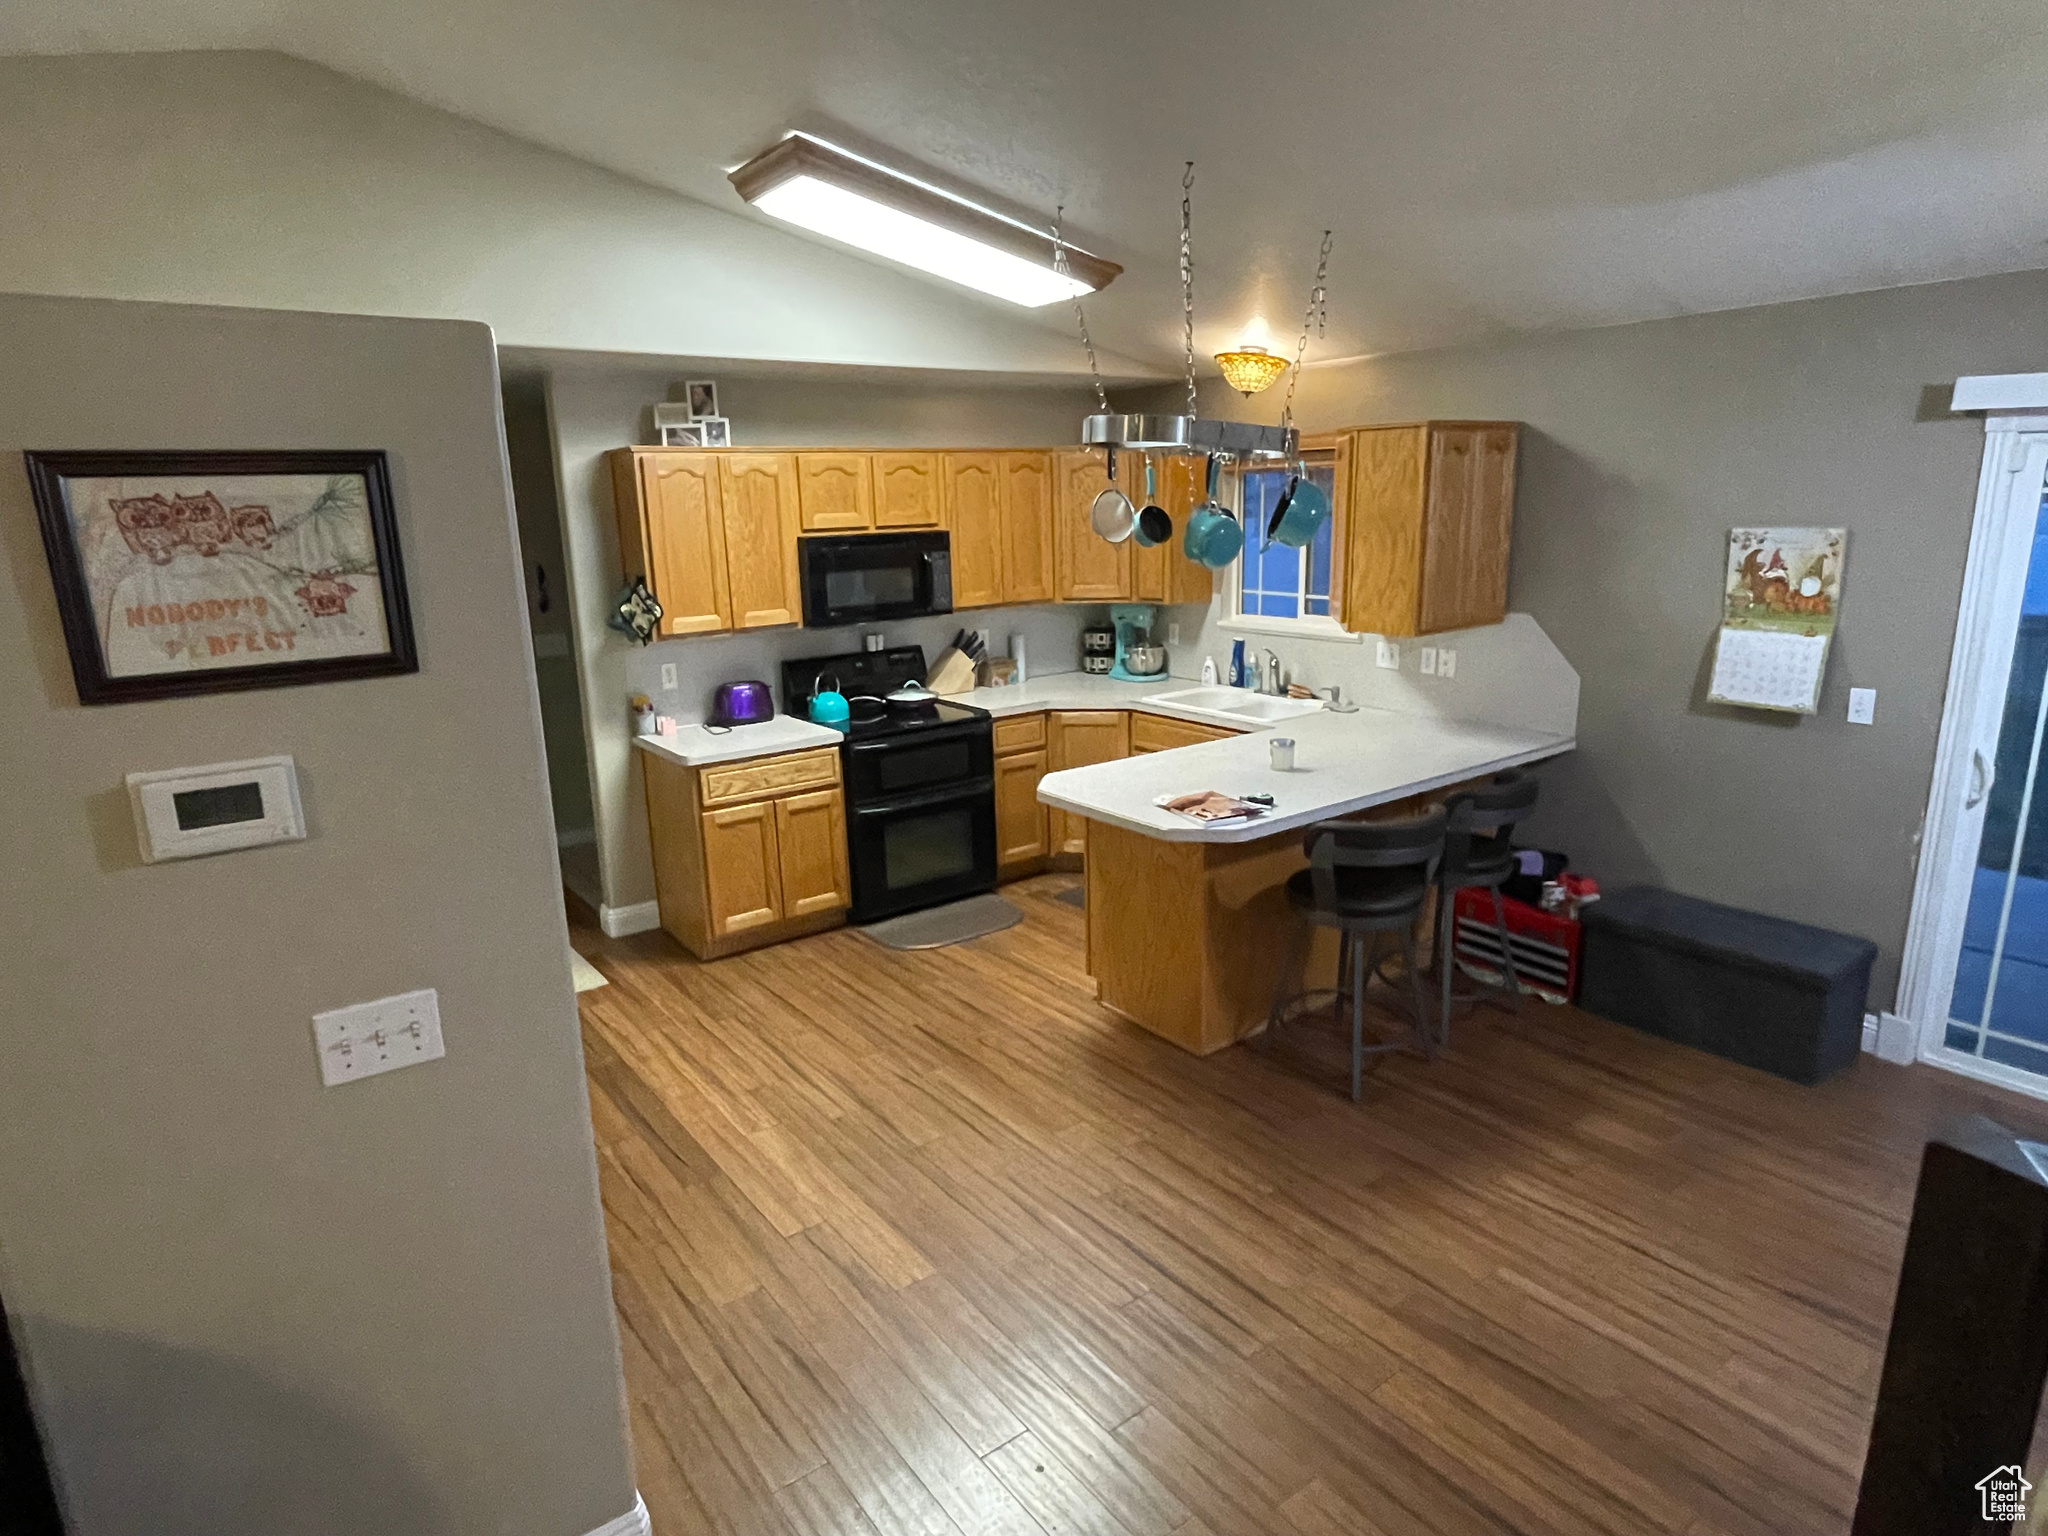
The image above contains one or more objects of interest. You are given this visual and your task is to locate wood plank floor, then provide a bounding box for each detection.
[569,873,2048,1536]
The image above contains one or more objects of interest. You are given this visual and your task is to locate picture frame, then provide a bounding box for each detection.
[24,448,418,705]
[658,422,706,448]
[686,380,719,419]
[698,416,732,448]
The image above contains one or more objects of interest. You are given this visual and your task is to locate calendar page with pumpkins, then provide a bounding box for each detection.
[1707,526,1847,714]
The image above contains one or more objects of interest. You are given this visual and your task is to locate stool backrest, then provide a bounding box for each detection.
[1302,807,1446,911]
[1442,770,1540,879]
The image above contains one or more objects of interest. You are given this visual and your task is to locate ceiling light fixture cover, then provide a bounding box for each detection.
[729,134,1121,307]
[1214,344,1290,396]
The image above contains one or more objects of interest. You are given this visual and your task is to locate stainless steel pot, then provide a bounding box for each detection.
[1123,644,1169,676]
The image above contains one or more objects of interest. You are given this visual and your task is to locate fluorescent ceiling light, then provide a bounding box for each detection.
[730,134,1120,308]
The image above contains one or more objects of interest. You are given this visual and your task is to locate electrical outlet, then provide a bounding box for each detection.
[1168,621,1181,646]
[1847,687,1876,725]
[659,662,677,690]
[312,988,445,1087]
[1375,639,1401,670]
[1419,647,1438,676]
[1438,649,1457,679]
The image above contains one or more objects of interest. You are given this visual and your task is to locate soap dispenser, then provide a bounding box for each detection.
[1201,655,1219,686]
[1228,638,1247,688]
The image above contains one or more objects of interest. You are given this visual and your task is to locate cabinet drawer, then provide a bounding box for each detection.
[991,713,1047,753]
[699,747,841,807]
[1129,713,1237,754]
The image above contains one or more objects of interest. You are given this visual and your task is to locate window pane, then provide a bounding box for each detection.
[1258,591,1300,618]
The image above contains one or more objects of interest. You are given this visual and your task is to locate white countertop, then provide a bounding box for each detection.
[631,713,843,768]
[1037,706,1574,844]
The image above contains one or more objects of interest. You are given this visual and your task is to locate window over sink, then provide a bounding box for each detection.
[1222,448,1357,641]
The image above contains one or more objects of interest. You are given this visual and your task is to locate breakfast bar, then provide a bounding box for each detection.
[1038,708,1574,1053]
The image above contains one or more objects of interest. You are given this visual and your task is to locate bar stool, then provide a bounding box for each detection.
[1435,771,1541,1048]
[1265,808,1446,1101]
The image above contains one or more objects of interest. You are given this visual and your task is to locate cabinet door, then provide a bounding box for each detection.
[872,452,942,529]
[944,452,1004,609]
[1342,426,1429,637]
[1054,450,1131,602]
[998,452,1055,605]
[1158,455,1216,607]
[635,453,732,635]
[1418,424,1518,634]
[1048,710,1129,856]
[774,788,851,918]
[1129,714,1235,753]
[796,453,874,532]
[1128,453,1168,603]
[994,749,1049,870]
[719,453,804,629]
[701,800,783,936]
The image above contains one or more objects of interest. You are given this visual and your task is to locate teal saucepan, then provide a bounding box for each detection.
[1182,454,1245,570]
[1266,462,1332,550]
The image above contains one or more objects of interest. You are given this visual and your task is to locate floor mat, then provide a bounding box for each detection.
[1054,885,1085,909]
[862,893,1023,950]
[570,952,609,992]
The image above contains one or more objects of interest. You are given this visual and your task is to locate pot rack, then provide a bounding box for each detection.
[1054,164,1317,464]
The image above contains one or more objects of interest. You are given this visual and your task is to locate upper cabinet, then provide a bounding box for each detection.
[1342,422,1518,638]
[1130,453,1213,608]
[1053,450,1131,603]
[720,454,804,629]
[796,453,873,532]
[872,452,942,529]
[610,451,731,636]
[944,452,1005,609]
[999,452,1056,606]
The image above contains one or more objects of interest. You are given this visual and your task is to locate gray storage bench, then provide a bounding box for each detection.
[1578,886,1877,1084]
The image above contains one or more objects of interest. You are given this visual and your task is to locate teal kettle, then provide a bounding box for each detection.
[808,672,851,730]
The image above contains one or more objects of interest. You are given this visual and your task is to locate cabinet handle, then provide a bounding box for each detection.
[1967,748,1995,809]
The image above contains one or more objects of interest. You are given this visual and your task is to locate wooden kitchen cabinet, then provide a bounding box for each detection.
[872,452,942,529]
[1048,709,1130,858]
[642,745,850,959]
[943,452,1005,609]
[1054,450,1131,602]
[999,452,1056,605]
[796,452,874,532]
[994,747,1050,874]
[719,453,805,629]
[610,451,732,636]
[1128,453,1214,607]
[1129,713,1238,753]
[1343,422,1518,637]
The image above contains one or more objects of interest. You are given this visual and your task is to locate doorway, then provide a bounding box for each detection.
[1899,413,2048,1094]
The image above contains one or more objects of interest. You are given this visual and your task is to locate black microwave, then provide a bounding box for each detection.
[798,531,953,629]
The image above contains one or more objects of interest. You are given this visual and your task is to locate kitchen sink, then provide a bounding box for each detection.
[1146,687,1325,726]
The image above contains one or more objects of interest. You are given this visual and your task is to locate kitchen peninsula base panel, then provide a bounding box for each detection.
[1084,820,1342,1055]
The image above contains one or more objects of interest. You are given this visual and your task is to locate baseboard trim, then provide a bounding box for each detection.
[1862,1011,1918,1065]
[583,1494,650,1536]
[599,900,661,938]
[1862,1012,1878,1054]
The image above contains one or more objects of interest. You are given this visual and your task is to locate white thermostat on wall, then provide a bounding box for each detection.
[126,755,306,863]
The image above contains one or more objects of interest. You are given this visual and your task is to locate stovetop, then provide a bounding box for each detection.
[782,644,989,743]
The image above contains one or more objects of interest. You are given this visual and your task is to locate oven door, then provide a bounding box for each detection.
[846,780,998,922]
[799,532,953,629]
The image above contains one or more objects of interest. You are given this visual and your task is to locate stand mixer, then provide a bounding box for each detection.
[1108,604,1167,681]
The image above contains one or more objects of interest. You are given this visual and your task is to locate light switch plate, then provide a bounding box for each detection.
[1419,647,1438,676]
[1847,687,1876,725]
[1167,621,1181,645]
[1376,640,1401,670]
[659,662,677,690]
[1439,649,1458,679]
[313,988,445,1087]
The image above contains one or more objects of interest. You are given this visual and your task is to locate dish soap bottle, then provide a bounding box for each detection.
[1228,638,1247,688]
[1201,655,1218,686]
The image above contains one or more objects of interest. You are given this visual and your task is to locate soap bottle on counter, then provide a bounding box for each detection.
[1228,638,1247,688]
[1201,655,1218,685]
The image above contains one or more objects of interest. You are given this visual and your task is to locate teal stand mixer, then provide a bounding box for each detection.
[1107,604,1167,682]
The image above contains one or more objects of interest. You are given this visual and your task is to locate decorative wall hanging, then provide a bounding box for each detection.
[608,577,663,643]
[1706,526,1847,714]
[25,449,416,705]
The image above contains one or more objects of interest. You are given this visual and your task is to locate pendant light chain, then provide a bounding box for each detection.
[1052,209,1109,414]
[1180,162,1197,418]
[1280,229,1333,431]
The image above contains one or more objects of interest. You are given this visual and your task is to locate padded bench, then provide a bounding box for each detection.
[1578,886,1877,1084]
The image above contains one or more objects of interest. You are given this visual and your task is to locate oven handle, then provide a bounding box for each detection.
[847,776,995,818]
[842,720,991,759]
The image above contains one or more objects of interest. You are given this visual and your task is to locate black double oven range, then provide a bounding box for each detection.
[781,646,997,924]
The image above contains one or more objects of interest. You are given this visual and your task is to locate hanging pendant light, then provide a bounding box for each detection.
[1214,345,1290,397]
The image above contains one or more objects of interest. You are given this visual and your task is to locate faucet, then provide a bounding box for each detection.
[1261,649,1282,695]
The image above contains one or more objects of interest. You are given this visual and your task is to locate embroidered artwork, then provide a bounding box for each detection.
[27,451,416,703]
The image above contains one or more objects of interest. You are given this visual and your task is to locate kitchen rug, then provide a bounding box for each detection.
[1054,885,1085,909]
[862,894,1022,950]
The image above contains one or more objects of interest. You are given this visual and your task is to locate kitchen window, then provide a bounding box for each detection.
[1222,445,1357,641]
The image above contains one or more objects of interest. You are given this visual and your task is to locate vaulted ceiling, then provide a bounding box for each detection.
[11,0,2048,372]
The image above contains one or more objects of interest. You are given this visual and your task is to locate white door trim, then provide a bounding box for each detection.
[1895,415,2048,1073]
[583,1494,651,1536]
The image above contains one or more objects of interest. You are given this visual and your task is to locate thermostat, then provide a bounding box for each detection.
[126,755,306,863]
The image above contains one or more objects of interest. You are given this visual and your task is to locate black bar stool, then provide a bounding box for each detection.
[1435,771,1541,1048]
[1265,808,1446,1101]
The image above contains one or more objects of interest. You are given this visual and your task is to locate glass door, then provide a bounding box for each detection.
[1945,488,2048,1070]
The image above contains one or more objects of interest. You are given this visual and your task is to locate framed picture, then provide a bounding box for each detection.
[686,380,719,419]
[698,416,732,448]
[658,422,705,448]
[25,449,418,705]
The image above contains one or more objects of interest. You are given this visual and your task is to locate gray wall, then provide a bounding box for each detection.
[1150,267,2048,1000]
[538,359,1105,916]
[0,294,634,1536]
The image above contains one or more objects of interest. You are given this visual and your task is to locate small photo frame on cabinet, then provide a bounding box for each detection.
[658,422,705,448]
[686,380,719,419]
[24,448,417,705]
[698,416,732,447]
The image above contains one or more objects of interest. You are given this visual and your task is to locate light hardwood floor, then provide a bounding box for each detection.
[569,873,2046,1536]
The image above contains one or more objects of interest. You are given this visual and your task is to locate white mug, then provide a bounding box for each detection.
[1269,736,1296,771]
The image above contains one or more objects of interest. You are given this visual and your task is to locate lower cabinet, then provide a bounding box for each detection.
[643,746,851,959]
[1048,710,1130,858]
[1129,714,1238,754]
[995,748,1050,872]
